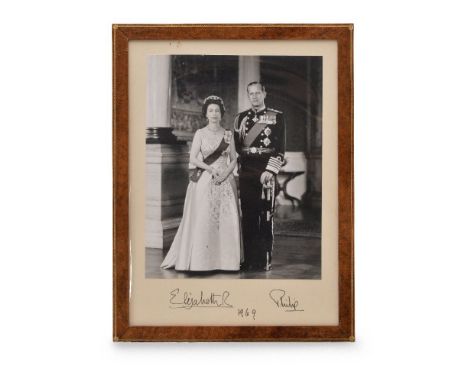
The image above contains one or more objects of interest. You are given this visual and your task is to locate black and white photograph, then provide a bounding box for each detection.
[4,0,468,377]
[144,54,323,279]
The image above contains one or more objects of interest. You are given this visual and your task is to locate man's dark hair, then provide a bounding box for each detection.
[247,81,266,92]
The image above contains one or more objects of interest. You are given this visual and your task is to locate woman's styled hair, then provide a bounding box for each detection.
[202,95,226,117]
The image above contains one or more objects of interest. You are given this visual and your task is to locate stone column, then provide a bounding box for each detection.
[238,56,260,111]
[145,56,190,249]
[146,56,177,144]
[146,144,189,249]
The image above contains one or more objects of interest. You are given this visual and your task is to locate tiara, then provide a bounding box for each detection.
[203,95,225,105]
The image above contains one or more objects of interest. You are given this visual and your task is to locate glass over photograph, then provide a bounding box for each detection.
[145,55,323,280]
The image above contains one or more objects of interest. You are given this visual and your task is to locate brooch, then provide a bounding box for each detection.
[223,130,232,143]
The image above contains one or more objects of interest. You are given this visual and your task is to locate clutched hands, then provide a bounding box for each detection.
[213,168,229,185]
[209,167,220,177]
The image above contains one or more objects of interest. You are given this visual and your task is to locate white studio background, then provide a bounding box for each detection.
[1,1,467,381]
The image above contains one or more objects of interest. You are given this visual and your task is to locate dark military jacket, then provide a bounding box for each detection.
[233,107,286,175]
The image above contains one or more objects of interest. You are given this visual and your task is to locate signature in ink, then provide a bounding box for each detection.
[169,288,233,309]
[269,289,304,312]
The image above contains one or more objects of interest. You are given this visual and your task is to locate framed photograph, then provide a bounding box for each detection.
[113,24,354,341]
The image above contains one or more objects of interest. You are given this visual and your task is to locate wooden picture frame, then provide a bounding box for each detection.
[113,24,354,341]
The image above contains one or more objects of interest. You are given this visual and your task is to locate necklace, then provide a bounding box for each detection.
[207,125,223,133]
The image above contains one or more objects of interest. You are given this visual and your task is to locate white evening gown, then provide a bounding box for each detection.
[160,128,242,271]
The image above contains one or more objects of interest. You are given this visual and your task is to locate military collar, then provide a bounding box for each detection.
[251,106,267,115]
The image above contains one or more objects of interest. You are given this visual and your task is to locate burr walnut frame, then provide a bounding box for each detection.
[113,24,354,341]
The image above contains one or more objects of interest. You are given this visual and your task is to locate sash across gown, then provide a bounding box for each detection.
[160,127,243,271]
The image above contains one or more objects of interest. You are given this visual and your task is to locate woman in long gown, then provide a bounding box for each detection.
[160,95,242,271]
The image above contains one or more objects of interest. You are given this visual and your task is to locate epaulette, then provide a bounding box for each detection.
[267,107,283,114]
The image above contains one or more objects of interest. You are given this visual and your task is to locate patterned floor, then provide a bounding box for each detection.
[145,205,321,280]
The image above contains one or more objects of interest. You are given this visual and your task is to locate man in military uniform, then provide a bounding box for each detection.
[233,81,286,271]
